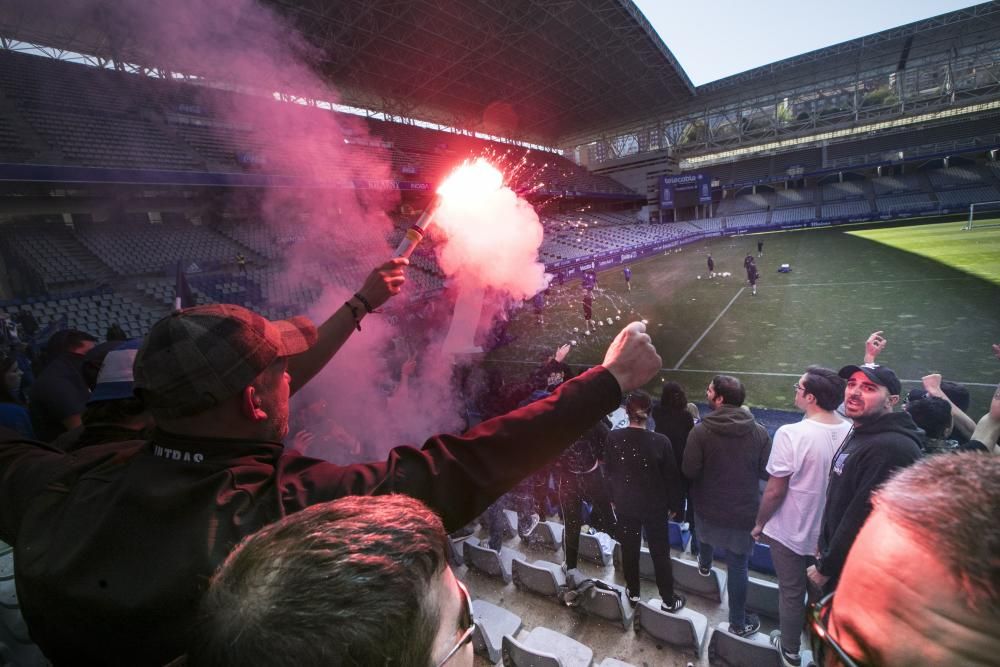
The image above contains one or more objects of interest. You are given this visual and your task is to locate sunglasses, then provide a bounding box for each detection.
[807,592,866,667]
[435,580,476,667]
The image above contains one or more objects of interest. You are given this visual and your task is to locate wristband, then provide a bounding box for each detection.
[353,292,374,313]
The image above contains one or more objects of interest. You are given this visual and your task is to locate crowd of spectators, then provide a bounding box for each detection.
[0,256,998,666]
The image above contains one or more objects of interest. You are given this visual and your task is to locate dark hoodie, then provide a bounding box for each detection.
[682,404,771,530]
[817,410,922,587]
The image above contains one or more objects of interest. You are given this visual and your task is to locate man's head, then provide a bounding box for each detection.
[189,495,474,667]
[133,304,316,440]
[707,375,744,409]
[838,364,900,423]
[794,366,846,413]
[47,329,98,357]
[904,396,953,440]
[819,454,1000,666]
[906,380,971,413]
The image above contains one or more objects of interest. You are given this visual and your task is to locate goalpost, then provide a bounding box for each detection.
[963,200,1000,230]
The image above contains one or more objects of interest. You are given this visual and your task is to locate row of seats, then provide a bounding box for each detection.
[457,513,802,666]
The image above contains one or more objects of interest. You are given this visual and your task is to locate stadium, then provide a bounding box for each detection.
[0,0,998,665]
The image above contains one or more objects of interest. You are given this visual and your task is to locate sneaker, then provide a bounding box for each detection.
[660,593,686,613]
[769,630,802,667]
[627,595,641,608]
[519,513,540,538]
[729,614,761,638]
[697,563,712,577]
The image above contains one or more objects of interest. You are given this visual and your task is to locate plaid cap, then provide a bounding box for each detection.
[838,363,902,396]
[134,304,317,418]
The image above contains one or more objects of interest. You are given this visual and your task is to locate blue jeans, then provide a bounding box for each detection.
[699,542,750,627]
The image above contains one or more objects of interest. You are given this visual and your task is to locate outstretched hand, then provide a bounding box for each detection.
[992,343,1000,361]
[357,258,408,310]
[602,322,661,392]
[864,330,887,363]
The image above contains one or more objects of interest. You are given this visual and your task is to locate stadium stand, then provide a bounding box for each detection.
[875,193,937,214]
[771,205,816,224]
[820,199,872,219]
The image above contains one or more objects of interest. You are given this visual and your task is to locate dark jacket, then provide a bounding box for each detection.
[682,404,771,530]
[651,406,694,477]
[606,426,682,517]
[817,411,922,585]
[0,366,620,666]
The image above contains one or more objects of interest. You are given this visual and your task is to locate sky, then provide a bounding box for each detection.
[633,0,985,86]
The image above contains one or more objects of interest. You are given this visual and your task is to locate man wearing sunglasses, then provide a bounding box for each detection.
[189,494,476,667]
[807,453,999,666]
[807,364,922,595]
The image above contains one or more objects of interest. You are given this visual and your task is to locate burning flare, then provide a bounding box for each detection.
[394,158,505,259]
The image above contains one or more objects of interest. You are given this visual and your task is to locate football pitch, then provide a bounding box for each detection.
[487,216,1000,414]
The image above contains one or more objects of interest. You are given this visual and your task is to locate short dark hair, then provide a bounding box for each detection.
[905,396,953,439]
[801,366,847,411]
[940,380,971,413]
[711,375,745,407]
[874,453,999,614]
[46,329,97,356]
[189,494,450,667]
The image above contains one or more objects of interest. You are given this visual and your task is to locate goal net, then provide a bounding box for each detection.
[964,200,1000,230]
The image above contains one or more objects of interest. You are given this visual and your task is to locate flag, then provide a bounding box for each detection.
[174,261,196,312]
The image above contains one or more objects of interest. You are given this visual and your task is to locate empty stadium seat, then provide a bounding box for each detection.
[745,576,780,621]
[471,599,522,664]
[668,521,690,551]
[749,542,776,576]
[463,537,524,584]
[502,627,593,667]
[577,580,634,630]
[512,559,566,598]
[635,598,709,658]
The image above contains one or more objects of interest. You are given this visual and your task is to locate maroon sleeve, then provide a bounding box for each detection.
[279,366,622,531]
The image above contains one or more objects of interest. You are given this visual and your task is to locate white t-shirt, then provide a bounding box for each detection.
[763,416,852,556]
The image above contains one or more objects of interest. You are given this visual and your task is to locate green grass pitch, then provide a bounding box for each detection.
[487,216,1000,415]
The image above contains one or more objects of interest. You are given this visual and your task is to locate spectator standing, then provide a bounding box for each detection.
[606,390,685,612]
[651,381,697,552]
[751,367,850,666]
[807,364,922,594]
[28,329,97,441]
[683,375,771,637]
[0,351,32,438]
[554,417,615,579]
[809,454,999,666]
[0,265,661,665]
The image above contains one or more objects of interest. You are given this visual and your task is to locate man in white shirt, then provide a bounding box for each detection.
[752,366,851,667]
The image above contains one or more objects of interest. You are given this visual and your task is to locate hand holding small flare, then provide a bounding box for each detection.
[394,158,506,260]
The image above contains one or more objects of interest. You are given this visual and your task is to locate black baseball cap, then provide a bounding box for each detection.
[838,364,902,396]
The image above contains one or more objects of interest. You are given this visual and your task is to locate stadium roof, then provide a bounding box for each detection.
[0,0,696,145]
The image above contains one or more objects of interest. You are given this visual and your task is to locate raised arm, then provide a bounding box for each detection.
[288,258,407,394]
[922,373,976,439]
[863,330,886,365]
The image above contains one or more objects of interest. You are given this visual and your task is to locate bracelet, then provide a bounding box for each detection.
[344,301,362,331]
[353,292,374,313]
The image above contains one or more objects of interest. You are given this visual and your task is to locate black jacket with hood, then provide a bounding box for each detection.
[817,410,922,586]
[682,404,771,530]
